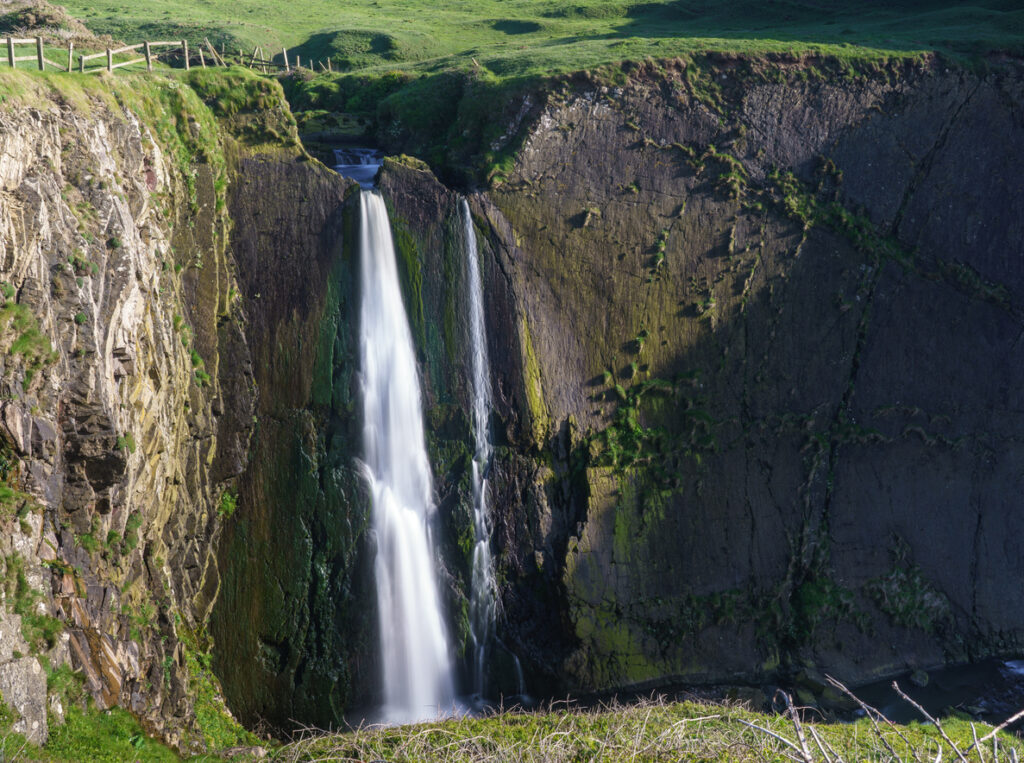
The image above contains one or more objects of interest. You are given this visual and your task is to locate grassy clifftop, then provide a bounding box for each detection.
[16,1,1020,188]
[55,0,1024,76]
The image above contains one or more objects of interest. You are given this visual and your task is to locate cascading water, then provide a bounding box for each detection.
[358,189,455,723]
[461,198,498,700]
[334,147,384,189]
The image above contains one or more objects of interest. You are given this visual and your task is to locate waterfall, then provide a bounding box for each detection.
[461,198,498,699]
[358,190,455,723]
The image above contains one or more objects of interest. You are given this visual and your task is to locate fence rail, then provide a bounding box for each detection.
[3,35,339,76]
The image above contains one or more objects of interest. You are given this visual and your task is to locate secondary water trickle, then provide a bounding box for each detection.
[461,197,497,700]
[358,189,456,723]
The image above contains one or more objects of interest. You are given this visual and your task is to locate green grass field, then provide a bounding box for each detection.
[58,0,1024,80]
[40,0,1024,193]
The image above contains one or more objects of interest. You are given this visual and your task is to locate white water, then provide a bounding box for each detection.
[461,198,498,699]
[359,190,456,723]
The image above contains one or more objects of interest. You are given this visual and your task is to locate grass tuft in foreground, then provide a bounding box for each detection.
[273,690,1024,763]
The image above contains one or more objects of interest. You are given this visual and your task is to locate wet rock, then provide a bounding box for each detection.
[795,668,829,694]
[795,688,818,708]
[910,669,930,688]
[820,685,858,713]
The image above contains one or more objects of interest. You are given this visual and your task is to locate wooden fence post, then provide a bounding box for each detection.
[182,40,189,70]
[283,48,289,72]
[78,54,84,73]
[8,38,15,68]
[259,46,266,74]
[67,41,73,72]
[106,48,113,72]
[36,36,43,70]
[144,41,152,71]
[295,54,301,69]
[199,46,206,68]
[327,57,332,73]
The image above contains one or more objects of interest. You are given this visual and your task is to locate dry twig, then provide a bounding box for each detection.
[825,673,911,757]
[778,690,814,763]
[965,707,1024,757]
[736,717,805,758]
[891,681,969,763]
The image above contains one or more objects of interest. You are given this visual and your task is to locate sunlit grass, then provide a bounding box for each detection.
[57,0,1024,81]
[271,693,1024,763]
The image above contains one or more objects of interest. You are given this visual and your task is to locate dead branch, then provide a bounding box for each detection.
[736,717,804,758]
[892,681,969,763]
[825,674,907,758]
[778,690,814,763]
[965,707,1024,756]
[807,724,841,763]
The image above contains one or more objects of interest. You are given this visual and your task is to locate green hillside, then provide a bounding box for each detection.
[58,0,1024,78]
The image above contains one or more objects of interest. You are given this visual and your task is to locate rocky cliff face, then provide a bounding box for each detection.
[3,54,1021,743]
[374,57,1024,707]
[459,58,1024,699]
[0,69,337,751]
[209,157,367,731]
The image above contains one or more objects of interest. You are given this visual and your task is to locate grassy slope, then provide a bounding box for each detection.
[57,0,1024,77]
[275,697,1024,762]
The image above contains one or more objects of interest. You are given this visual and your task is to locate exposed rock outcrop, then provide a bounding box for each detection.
[0,69,319,750]
[469,59,1024,697]
[370,58,1024,708]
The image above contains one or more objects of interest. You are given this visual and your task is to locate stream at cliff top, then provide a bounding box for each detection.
[358,188,457,723]
[334,147,384,189]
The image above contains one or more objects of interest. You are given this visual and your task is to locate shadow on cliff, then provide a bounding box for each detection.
[473,67,1024,692]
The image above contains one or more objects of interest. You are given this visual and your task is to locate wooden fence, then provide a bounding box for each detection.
[3,35,337,76]
[79,40,193,73]
[5,36,73,71]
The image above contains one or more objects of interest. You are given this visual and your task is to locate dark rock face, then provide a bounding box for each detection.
[449,62,1024,695]
[209,160,378,730]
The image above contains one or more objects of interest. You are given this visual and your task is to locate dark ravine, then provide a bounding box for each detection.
[0,54,1022,747]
